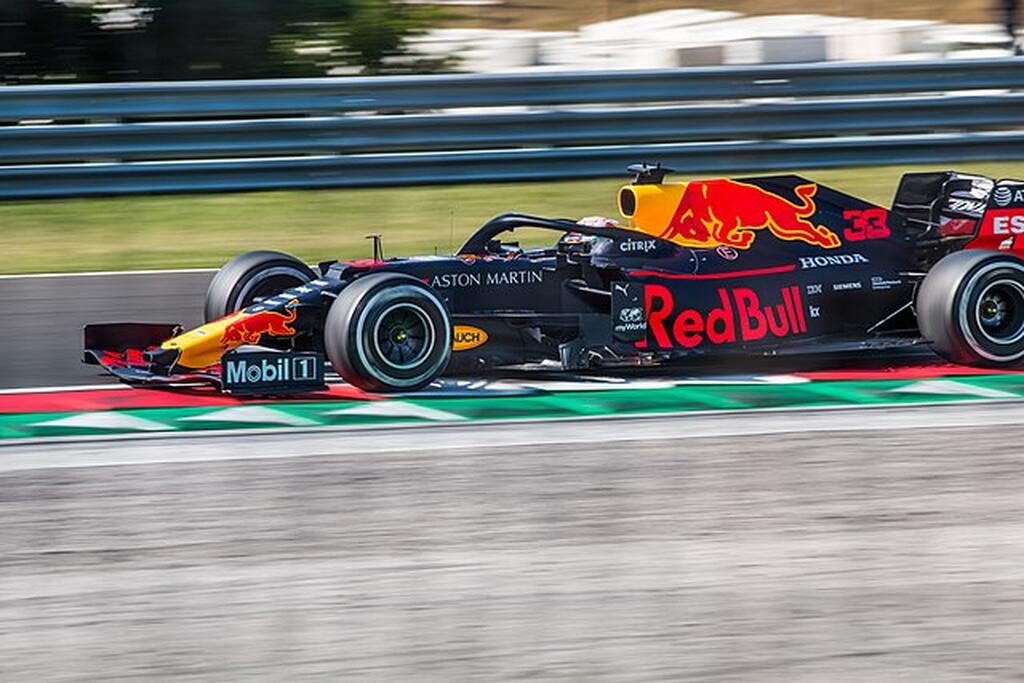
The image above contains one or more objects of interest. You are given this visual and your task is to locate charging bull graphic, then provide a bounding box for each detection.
[219,301,299,347]
[660,180,841,250]
[155,299,302,370]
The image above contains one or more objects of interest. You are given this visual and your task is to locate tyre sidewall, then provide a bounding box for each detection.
[326,274,451,391]
[956,260,1024,363]
[918,250,1024,365]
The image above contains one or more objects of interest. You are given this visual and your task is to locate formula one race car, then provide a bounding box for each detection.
[85,164,1024,394]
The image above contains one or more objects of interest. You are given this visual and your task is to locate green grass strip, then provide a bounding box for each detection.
[3,161,1024,274]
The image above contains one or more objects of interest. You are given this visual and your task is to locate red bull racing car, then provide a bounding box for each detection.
[85,165,1024,394]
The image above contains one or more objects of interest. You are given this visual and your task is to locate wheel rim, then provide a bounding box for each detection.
[974,278,1024,345]
[371,303,435,370]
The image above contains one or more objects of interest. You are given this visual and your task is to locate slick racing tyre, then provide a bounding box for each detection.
[325,273,451,392]
[917,249,1024,367]
[204,250,316,322]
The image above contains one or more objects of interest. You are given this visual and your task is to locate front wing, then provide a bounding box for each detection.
[84,322,223,387]
[83,322,326,394]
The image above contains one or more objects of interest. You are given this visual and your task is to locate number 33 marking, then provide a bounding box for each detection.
[843,208,890,241]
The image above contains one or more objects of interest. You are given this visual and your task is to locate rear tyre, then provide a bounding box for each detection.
[204,250,316,322]
[324,273,451,392]
[917,249,1024,366]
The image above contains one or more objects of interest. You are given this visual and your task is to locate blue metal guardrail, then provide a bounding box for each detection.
[1,58,1023,198]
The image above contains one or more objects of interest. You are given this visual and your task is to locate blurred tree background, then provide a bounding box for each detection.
[0,0,443,83]
[0,0,1001,83]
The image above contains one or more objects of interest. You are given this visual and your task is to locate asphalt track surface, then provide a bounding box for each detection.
[0,270,214,389]
[4,404,1024,680]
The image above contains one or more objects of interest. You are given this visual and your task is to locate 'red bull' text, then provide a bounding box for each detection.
[642,284,807,349]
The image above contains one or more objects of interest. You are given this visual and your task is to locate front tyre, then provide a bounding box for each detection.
[204,250,316,322]
[917,249,1024,366]
[325,273,451,392]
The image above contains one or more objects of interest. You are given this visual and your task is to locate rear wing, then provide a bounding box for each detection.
[891,171,1024,265]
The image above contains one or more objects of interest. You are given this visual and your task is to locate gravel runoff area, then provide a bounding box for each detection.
[3,408,1024,680]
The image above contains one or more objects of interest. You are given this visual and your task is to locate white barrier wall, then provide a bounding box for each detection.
[408,9,1014,72]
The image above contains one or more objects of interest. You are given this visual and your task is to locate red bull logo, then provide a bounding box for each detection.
[660,180,841,250]
[643,284,807,349]
[219,303,298,347]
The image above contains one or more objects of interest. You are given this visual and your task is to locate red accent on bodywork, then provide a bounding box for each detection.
[967,209,1024,252]
[97,349,150,368]
[345,259,387,268]
[939,217,977,237]
[628,264,797,280]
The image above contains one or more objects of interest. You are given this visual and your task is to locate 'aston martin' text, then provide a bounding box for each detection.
[430,271,544,288]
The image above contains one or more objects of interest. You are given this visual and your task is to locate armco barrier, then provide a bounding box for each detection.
[1,57,1023,198]
[3,132,1024,199]
[3,94,1024,164]
[3,59,1024,121]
